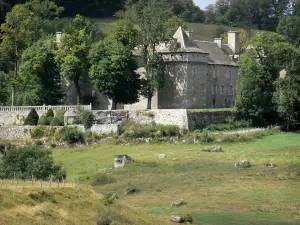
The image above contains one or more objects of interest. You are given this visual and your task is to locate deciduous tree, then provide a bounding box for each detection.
[89,38,140,109]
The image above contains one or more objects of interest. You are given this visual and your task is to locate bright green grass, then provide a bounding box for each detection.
[53,133,300,225]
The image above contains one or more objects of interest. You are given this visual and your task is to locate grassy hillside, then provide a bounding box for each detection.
[0,185,171,225]
[92,18,258,41]
[52,132,300,225]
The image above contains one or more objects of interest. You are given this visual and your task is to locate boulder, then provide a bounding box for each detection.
[170,216,184,223]
[159,154,167,159]
[265,162,276,168]
[235,160,252,168]
[114,154,133,168]
[203,145,223,152]
[171,199,187,207]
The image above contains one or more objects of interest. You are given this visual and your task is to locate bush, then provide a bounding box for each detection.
[120,121,181,139]
[0,146,66,180]
[54,109,65,117]
[79,110,94,130]
[101,192,118,206]
[24,108,39,126]
[38,115,49,126]
[51,117,63,126]
[47,116,54,125]
[90,173,115,186]
[59,126,85,144]
[31,126,47,139]
[183,214,193,223]
[46,108,54,118]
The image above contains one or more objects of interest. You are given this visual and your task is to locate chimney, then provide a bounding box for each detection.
[186,31,194,42]
[55,32,62,45]
[228,31,240,54]
[214,38,223,48]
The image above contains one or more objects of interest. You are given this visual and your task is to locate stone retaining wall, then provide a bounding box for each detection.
[187,110,237,130]
[75,124,119,134]
[0,126,34,140]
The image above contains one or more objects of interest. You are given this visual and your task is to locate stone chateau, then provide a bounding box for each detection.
[63,27,240,110]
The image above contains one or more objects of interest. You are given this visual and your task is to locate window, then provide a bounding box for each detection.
[230,85,234,95]
[212,85,217,94]
[229,71,232,81]
[213,99,216,106]
[96,102,100,107]
[193,67,196,77]
[221,85,224,94]
[92,90,96,97]
[213,70,217,78]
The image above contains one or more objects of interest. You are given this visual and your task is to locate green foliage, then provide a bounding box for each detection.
[38,116,49,126]
[46,109,54,118]
[101,192,118,206]
[24,108,39,126]
[90,173,115,186]
[55,15,94,104]
[108,20,138,49]
[54,109,65,117]
[120,121,181,139]
[205,120,249,132]
[236,32,294,126]
[19,37,65,106]
[31,126,47,139]
[277,15,300,47]
[165,15,188,38]
[50,117,63,127]
[0,146,66,180]
[59,126,85,144]
[0,71,9,105]
[141,53,166,109]
[89,38,140,108]
[182,214,193,223]
[79,110,94,130]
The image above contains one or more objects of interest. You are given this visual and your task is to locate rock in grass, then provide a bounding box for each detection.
[265,162,276,168]
[171,199,187,207]
[124,187,140,195]
[203,145,223,152]
[159,154,167,159]
[114,154,133,168]
[235,160,252,168]
[170,216,184,223]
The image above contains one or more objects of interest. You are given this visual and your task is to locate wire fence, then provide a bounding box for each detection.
[0,177,80,189]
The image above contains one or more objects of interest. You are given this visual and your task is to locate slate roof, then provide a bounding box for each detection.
[194,41,237,66]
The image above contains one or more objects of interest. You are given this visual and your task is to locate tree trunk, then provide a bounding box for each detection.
[111,100,117,110]
[74,79,81,104]
[147,96,152,109]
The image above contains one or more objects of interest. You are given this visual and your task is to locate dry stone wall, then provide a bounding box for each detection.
[188,110,237,130]
[0,126,34,140]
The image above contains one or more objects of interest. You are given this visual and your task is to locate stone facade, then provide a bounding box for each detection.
[125,27,239,110]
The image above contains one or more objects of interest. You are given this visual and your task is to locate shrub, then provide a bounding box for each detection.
[54,109,65,117]
[79,110,94,130]
[59,126,85,144]
[46,108,54,118]
[101,192,118,206]
[0,146,66,180]
[24,108,39,126]
[90,173,115,186]
[51,117,63,126]
[34,140,43,147]
[38,115,49,126]
[183,214,193,223]
[47,116,54,125]
[31,126,46,139]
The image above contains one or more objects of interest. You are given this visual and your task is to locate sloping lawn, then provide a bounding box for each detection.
[53,133,300,224]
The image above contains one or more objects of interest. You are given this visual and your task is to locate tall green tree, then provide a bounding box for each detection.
[0,71,9,105]
[277,15,300,47]
[123,0,171,108]
[19,37,64,106]
[140,53,166,109]
[55,15,93,104]
[236,32,292,126]
[89,38,140,109]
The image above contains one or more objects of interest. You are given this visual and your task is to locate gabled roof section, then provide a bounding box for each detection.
[156,26,207,53]
[194,40,237,66]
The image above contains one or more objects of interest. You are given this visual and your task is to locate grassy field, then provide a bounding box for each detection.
[52,132,300,225]
[0,184,170,225]
[92,18,258,41]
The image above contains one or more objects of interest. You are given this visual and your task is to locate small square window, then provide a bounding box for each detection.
[221,85,224,94]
